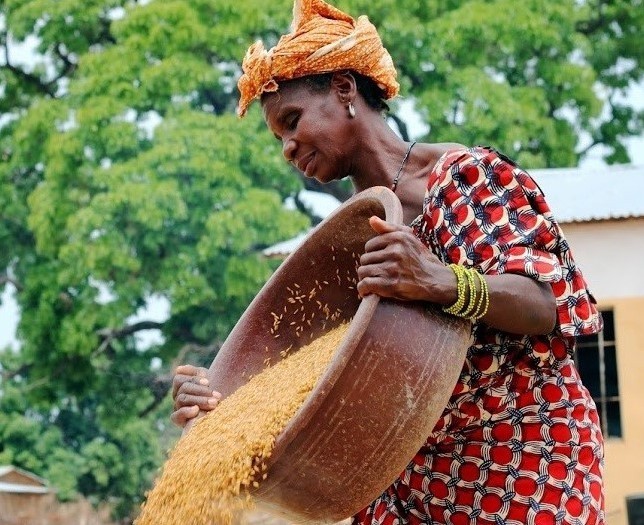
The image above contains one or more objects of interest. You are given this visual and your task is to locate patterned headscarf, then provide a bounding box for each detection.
[236,0,399,117]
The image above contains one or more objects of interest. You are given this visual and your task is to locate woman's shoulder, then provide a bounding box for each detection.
[431,144,501,169]
[414,142,466,178]
[423,142,467,163]
[428,144,531,182]
[418,144,539,195]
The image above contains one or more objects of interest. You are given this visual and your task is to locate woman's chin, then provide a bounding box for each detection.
[313,170,342,185]
[315,175,335,185]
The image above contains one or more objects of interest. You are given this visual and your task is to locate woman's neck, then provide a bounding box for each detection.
[348,123,461,224]
[348,121,415,193]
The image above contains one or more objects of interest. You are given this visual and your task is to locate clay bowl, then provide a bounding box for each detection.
[207,186,471,523]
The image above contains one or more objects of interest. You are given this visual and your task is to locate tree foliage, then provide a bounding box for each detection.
[0,0,642,519]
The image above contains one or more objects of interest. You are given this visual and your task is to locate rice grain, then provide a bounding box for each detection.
[135,323,350,525]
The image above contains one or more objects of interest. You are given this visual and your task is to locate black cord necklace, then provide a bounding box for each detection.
[390,141,417,193]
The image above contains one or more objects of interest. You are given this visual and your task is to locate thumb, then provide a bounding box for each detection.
[369,215,401,235]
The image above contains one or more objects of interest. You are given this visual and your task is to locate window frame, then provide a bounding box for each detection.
[573,309,622,439]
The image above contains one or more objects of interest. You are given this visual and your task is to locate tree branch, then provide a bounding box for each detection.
[577,139,602,157]
[389,113,411,142]
[96,320,165,340]
[2,35,57,97]
[137,376,172,419]
[0,275,23,291]
[47,44,77,86]
[93,320,166,357]
[0,364,29,381]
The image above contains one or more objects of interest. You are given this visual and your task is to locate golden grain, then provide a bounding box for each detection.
[134,324,350,525]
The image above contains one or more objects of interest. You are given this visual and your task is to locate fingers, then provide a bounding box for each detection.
[171,386,222,429]
[364,219,413,254]
[358,217,429,300]
[175,364,205,376]
[357,276,399,299]
[359,218,414,292]
[170,364,222,429]
[172,365,208,398]
[171,405,200,428]
[359,248,401,267]
[368,216,405,235]
[174,377,221,409]
[357,255,395,281]
[174,389,222,411]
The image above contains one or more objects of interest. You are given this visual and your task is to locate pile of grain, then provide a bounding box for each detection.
[135,323,350,525]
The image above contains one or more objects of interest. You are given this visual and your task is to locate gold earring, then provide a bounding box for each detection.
[348,102,356,118]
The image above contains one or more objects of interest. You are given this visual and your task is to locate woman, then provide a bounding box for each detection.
[171,0,605,523]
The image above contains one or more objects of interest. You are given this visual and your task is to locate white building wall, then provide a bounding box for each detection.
[558,218,644,300]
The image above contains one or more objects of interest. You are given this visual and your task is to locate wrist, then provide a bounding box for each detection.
[441,264,490,321]
[435,263,459,306]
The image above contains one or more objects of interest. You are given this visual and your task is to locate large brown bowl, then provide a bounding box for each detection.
[207,186,471,523]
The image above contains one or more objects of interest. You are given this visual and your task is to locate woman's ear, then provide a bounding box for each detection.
[330,71,357,102]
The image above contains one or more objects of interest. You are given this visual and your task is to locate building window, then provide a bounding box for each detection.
[574,309,622,438]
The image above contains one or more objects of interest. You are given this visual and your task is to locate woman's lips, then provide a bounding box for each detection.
[297,152,315,175]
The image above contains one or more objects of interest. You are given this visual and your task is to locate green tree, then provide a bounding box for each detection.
[0,0,642,520]
[347,0,643,167]
[1,0,307,518]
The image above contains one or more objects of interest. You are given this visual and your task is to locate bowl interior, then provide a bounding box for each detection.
[208,187,402,401]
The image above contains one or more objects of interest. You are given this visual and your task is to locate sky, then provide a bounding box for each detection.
[1,31,643,351]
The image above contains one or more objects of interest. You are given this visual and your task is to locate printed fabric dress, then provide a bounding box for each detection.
[353,146,605,525]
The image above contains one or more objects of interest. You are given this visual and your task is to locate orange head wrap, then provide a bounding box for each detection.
[236,0,399,117]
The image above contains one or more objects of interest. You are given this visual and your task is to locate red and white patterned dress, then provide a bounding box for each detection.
[353,146,605,525]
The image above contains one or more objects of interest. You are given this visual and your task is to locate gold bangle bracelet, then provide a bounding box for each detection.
[442,264,467,315]
[460,267,479,318]
[472,271,490,320]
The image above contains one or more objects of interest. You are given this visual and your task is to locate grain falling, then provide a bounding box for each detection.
[135,323,350,525]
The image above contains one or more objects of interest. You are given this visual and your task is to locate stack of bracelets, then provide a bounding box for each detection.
[442,263,490,321]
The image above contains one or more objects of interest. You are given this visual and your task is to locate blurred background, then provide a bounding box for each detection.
[0,0,642,523]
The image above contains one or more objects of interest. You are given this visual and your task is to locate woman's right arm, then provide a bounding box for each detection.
[171,364,222,428]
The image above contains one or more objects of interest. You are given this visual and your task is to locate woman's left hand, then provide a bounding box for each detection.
[356,216,455,305]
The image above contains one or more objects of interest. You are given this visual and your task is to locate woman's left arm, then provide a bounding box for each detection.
[356,216,556,336]
[476,273,555,335]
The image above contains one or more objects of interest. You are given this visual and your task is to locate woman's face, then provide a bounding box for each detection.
[261,80,354,184]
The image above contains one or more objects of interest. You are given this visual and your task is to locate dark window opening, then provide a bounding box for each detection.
[574,309,622,438]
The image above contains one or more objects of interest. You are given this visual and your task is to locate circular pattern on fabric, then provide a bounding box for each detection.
[353,147,604,525]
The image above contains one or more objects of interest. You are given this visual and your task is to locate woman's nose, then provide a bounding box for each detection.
[282,137,296,163]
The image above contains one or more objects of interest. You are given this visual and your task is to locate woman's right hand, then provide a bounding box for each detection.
[170,364,222,428]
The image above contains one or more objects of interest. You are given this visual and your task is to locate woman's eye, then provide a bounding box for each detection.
[286,114,300,130]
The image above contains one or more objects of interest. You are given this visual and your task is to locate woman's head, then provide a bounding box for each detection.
[262,68,398,185]
[261,71,366,184]
[236,0,398,117]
